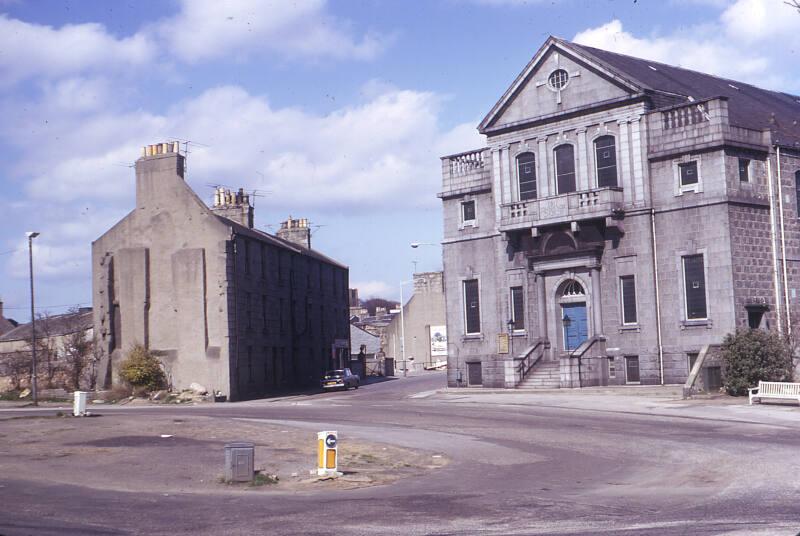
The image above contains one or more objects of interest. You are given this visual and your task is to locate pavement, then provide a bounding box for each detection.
[2,372,800,535]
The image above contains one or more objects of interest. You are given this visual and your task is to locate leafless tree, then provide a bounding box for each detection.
[62,326,95,390]
[28,311,59,388]
[0,350,32,391]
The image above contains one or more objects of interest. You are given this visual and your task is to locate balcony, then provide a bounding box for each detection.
[439,148,492,199]
[499,187,624,231]
[647,97,767,159]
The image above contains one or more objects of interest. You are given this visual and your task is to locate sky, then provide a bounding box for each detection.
[1,0,799,321]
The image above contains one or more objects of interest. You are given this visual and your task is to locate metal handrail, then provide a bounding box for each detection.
[514,338,548,385]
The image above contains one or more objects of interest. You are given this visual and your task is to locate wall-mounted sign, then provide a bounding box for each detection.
[429,325,448,356]
[497,333,509,354]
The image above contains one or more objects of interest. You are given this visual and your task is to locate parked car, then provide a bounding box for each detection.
[321,369,360,391]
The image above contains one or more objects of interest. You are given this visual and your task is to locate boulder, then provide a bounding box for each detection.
[19,388,30,399]
[150,390,167,401]
[189,383,207,395]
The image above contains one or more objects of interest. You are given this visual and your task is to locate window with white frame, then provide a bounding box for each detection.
[682,254,707,320]
[516,152,538,200]
[619,275,637,325]
[510,286,524,331]
[461,199,476,226]
[594,136,617,188]
[555,144,576,194]
[679,161,699,187]
[463,279,481,335]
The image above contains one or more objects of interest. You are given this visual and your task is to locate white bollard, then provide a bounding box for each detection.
[73,391,88,416]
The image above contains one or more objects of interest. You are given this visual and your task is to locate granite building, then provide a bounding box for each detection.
[92,143,350,401]
[382,272,447,373]
[440,37,800,389]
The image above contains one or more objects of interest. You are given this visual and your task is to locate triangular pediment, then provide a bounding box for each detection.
[479,37,644,134]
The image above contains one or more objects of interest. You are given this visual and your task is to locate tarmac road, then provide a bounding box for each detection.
[2,373,799,535]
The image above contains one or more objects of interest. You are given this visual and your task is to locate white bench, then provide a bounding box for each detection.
[748,381,800,405]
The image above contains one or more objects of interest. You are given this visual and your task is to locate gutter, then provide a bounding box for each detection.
[766,157,783,334]
[776,146,791,336]
[650,208,665,385]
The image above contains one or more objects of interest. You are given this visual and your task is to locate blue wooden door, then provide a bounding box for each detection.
[562,303,588,351]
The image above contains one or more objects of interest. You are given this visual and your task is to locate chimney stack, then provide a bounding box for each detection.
[210,186,254,228]
[277,216,311,249]
[135,141,185,209]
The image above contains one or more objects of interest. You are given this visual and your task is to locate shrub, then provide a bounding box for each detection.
[721,329,794,396]
[118,345,166,392]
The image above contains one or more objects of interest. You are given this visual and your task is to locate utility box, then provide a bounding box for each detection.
[317,431,338,476]
[73,391,88,417]
[224,442,254,482]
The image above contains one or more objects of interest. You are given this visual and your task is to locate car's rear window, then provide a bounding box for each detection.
[325,371,343,378]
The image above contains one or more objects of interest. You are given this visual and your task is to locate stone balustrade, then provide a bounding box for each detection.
[499,187,624,231]
[440,148,491,199]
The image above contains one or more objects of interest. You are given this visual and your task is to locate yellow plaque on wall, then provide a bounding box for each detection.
[497,333,509,354]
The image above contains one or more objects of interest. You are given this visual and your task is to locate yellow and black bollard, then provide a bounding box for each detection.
[317,431,338,476]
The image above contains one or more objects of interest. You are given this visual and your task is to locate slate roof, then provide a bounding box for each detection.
[0,316,17,336]
[214,215,348,270]
[562,39,800,147]
[0,309,93,342]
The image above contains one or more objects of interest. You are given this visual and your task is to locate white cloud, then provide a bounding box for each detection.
[0,15,155,85]
[352,280,395,299]
[13,83,474,210]
[573,1,800,92]
[721,0,800,44]
[152,0,387,63]
[0,1,387,87]
[1,82,479,283]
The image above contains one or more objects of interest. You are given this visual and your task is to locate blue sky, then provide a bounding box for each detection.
[1,0,799,320]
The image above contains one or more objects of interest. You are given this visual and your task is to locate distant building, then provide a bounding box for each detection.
[92,142,350,401]
[383,272,446,372]
[440,37,800,389]
[0,308,93,391]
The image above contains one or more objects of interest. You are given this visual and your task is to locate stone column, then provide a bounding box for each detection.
[617,119,632,205]
[491,147,503,227]
[629,115,645,205]
[501,146,512,203]
[576,128,590,191]
[537,137,549,198]
[590,267,603,336]
[537,272,547,341]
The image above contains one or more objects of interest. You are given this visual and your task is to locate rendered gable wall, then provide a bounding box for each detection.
[492,48,633,129]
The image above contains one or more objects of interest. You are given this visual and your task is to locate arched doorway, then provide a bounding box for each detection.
[558,279,588,351]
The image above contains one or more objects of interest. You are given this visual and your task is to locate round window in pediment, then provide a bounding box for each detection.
[548,69,570,90]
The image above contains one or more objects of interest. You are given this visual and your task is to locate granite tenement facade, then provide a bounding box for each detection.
[440,37,800,389]
[92,143,350,401]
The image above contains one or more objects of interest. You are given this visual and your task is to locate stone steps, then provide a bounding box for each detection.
[519,362,561,389]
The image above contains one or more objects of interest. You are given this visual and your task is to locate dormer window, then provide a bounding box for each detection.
[516,152,537,200]
[594,135,617,187]
[554,144,576,194]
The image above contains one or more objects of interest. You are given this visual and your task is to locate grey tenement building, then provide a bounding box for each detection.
[92,143,350,400]
[440,37,800,389]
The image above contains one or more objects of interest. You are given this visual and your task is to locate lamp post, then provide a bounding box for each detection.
[399,279,412,378]
[27,231,40,406]
[506,318,515,358]
[562,314,581,388]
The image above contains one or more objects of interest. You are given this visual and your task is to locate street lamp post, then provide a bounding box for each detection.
[399,280,412,378]
[562,314,581,388]
[27,231,40,406]
[506,318,515,358]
